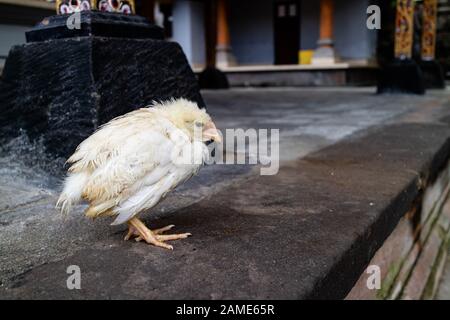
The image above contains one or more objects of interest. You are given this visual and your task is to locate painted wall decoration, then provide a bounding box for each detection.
[56,0,135,15]
[394,0,415,59]
[95,0,135,14]
[56,0,91,13]
[421,0,438,60]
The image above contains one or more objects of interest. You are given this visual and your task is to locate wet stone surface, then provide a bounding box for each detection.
[0,88,449,299]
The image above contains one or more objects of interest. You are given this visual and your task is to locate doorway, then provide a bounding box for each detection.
[273,0,300,65]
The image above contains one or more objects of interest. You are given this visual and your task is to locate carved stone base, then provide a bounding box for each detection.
[26,11,164,43]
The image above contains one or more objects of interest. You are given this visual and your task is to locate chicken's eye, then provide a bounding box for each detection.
[195,122,203,128]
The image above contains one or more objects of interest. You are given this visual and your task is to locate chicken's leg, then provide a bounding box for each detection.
[125,217,191,250]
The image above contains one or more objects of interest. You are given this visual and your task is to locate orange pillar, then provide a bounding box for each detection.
[217,0,230,48]
[319,0,334,45]
[216,0,236,68]
[312,0,337,65]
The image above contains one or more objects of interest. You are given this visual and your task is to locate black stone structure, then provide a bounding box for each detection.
[377,59,426,95]
[419,60,446,89]
[25,11,165,43]
[0,11,204,158]
[198,67,230,89]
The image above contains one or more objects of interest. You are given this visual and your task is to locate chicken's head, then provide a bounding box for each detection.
[157,98,221,143]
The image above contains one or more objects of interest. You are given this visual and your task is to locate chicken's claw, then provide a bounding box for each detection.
[125,218,190,250]
[153,224,175,235]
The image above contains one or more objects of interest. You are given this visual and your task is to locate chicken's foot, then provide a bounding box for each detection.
[125,217,191,250]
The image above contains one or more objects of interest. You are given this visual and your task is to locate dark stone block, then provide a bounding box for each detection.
[420,60,446,89]
[377,59,426,95]
[0,36,204,158]
[26,11,164,43]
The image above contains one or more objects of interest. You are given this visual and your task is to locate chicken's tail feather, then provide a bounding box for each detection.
[56,172,89,215]
[56,194,72,215]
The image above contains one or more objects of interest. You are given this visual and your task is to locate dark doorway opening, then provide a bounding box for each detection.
[273,0,300,65]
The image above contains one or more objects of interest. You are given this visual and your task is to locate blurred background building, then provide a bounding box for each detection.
[0,0,449,83]
[0,0,53,68]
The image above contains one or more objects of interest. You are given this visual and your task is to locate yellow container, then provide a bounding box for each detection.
[299,50,314,65]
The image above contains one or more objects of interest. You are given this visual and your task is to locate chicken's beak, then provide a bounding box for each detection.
[203,121,222,143]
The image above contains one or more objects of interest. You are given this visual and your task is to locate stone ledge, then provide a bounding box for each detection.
[347,144,450,299]
[223,68,377,87]
[2,121,450,299]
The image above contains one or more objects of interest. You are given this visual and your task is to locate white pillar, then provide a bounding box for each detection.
[172,0,206,68]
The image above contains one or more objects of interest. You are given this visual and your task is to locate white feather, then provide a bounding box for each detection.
[56,172,89,215]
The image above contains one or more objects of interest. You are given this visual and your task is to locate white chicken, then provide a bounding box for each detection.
[57,98,221,250]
